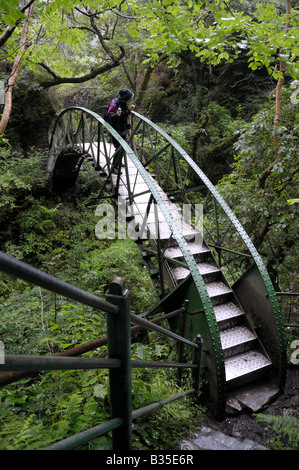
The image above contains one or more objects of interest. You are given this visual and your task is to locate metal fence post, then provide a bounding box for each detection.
[192,334,203,396]
[105,277,132,451]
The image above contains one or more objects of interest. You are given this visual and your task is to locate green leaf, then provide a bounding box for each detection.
[93,384,108,398]
[134,345,151,360]
[60,343,74,349]
[0,0,11,13]
[37,337,52,345]
[3,14,16,27]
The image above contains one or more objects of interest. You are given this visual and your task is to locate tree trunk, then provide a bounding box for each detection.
[0,4,34,136]
[258,0,291,194]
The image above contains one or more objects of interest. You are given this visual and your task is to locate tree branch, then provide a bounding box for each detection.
[70,26,96,35]
[74,4,138,20]
[39,62,59,80]
[38,47,126,89]
[89,14,118,63]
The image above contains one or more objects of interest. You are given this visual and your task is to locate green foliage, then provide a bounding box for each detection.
[0,358,199,450]
[191,2,299,81]
[216,87,299,291]
[1,1,298,450]
[0,369,111,450]
[4,1,298,96]
[132,391,199,450]
[0,0,25,28]
[130,358,199,449]
[254,412,299,450]
[79,239,159,313]
[122,1,299,85]
[0,146,47,215]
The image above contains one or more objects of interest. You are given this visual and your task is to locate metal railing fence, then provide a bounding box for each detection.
[0,251,202,451]
[276,292,299,328]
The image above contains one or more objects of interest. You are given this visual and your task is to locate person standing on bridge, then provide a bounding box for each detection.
[105,88,135,172]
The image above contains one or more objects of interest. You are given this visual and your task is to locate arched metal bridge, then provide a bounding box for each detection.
[48,106,286,418]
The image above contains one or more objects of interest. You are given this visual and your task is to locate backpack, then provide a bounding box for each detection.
[103,98,120,123]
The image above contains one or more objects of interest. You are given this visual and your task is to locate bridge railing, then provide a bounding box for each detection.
[130,111,266,284]
[0,251,202,450]
[129,111,287,389]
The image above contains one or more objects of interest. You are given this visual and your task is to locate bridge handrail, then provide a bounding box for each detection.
[130,110,285,345]
[131,113,276,295]
[0,251,118,315]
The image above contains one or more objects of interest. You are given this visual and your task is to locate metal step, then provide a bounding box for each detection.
[205,281,232,305]
[146,221,199,244]
[197,262,221,281]
[164,243,210,262]
[172,262,221,282]
[225,350,272,389]
[213,302,244,330]
[220,326,257,358]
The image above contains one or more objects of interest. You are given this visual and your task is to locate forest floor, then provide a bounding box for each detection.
[216,366,299,449]
[182,366,298,450]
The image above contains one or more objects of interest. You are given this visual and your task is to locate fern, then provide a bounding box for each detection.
[254,412,299,450]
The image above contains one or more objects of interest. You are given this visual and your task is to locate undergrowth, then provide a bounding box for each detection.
[0,147,202,450]
[254,412,299,450]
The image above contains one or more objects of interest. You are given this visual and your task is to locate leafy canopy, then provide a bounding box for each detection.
[2,1,299,81]
[0,0,299,88]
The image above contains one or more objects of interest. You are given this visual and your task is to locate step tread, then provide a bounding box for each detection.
[206,281,232,297]
[146,221,199,240]
[172,262,220,281]
[225,350,271,383]
[164,244,210,259]
[220,326,257,350]
[214,302,244,323]
[197,263,221,274]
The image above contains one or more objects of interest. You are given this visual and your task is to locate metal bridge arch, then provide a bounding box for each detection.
[48,106,286,418]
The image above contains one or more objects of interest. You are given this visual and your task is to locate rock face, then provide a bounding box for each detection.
[180,426,268,451]
[8,87,57,151]
[7,82,93,152]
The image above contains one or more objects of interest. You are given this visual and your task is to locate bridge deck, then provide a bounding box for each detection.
[87,143,200,243]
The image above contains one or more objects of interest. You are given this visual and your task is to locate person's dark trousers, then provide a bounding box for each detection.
[112,146,123,169]
[111,132,126,169]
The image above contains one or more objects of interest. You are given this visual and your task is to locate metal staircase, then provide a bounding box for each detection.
[47,106,286,418]
[162,236,273,392]
[125,171,274,400]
